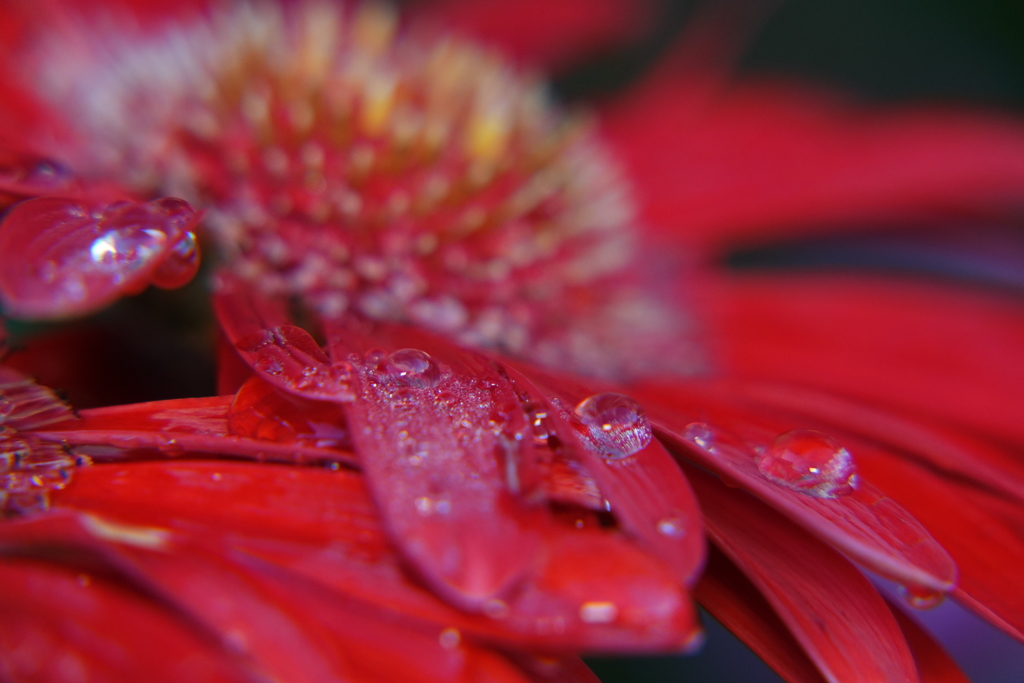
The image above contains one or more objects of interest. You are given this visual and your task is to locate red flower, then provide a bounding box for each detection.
[1,1,1024,682]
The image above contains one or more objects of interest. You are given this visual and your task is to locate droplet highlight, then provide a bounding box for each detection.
[574,392,652,459]
[899,584,945,610]
[756,429,857,498]
[382,348,441,388]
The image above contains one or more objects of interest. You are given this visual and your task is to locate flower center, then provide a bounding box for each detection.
[28,1,698,378]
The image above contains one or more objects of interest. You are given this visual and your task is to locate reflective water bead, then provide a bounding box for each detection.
[88,227,166,278]
[682,422,715,451]
[574,392,652,459]
[899,584,945,610]
[523,401,553,445]
[756,429,858,498]
[383,348,441,388]
[150,230,200,289]
[656,516,687,538]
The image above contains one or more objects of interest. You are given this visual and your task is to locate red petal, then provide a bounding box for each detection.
[213,276,355,403]
[686,464,919,683]
[638,382,956,593]
[602,79,1024,251]
[51,460,697,652]
[326,321,550,609]
[702,273,1024,446]
[0,196,201,319]
[856,450,1024,644]
[506,361,706,588]
[694,545,829,683]
[408,0,653,71]
[712,380,1024,505]
[36,396,357,467]
[0,558,250,683]
[888,604,971,683]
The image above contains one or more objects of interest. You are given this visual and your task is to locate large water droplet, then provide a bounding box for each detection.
[756,429,857,498]
[574,392,652,459]
[87,227,166,280]
[383,348,441,388]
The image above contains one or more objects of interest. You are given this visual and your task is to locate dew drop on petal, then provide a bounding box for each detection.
[899,584,945,610]
[656,516,687,538]
[438,628,461,649]
[574,392,652,459]
[523,400,553,445]
[755,429,858,498]
[682,422,715,451]
[150,230,200,289]
[383,348,441,388]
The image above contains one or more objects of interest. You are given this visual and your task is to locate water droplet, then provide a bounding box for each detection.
[756,429,857,498]
[88,227,166,277]
[438,628,461,649]
[579,601,618,624]
[682,422,715,451]
[150,230,200,289]
[574,393,651,459]
[523,401,553,445]
[383,348,441,388]
[656,516,687,538]
[899,584,945,609]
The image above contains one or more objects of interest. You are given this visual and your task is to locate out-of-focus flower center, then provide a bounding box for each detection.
[27,1,698,378]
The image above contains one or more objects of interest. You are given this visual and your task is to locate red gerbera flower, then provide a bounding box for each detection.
[1,1,1024,682]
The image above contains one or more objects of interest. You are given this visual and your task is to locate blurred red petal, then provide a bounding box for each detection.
[408,0,653,70]
[702,273,1024,448]
[602,79,1024,251]
[0,558,250,683]
[0,196,201,320]
[685,464,919,683]
[694,545,828,683]
[0,150,76,207]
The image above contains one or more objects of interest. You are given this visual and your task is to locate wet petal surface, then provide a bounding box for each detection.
[0,196,201,319]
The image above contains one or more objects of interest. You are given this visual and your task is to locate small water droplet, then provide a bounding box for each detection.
[899,584,945,609]
[656,516,687,538]
[523,401,553,445]
[150,230,200,289]
[574,393,651,459]
[383,348,441,388]
[756,429,857,498]
[254,354,285,376]
[438,628,461,649]
[682,422,715,451]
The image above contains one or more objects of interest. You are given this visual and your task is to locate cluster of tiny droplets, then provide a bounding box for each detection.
[28,1,701,378]
[0,376,82,515]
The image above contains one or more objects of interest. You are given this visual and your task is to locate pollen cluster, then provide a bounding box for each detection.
[28,1,698,377]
